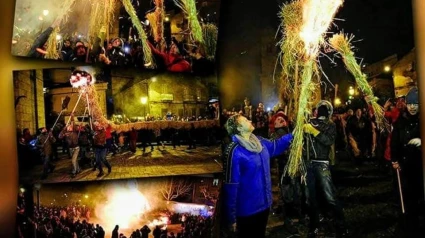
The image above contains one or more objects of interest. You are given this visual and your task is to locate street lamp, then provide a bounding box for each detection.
[384,65,391,72]
[348,86,355,96]
[334,97,341,106]
[43,10,49,16]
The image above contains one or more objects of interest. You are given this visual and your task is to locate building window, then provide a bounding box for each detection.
[213,179,219,186]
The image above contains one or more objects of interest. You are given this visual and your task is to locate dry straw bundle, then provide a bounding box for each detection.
[121,0,156,68]
[88,0,116,46]
[284,0,344,178]
[173,0,204,43]
[82,85,110,128]
[45,27,60,59]
[277,0,306,121]
[202,23,218,60]
[329,33,387,131]
[146,0,164,43]
[44,0,77,59]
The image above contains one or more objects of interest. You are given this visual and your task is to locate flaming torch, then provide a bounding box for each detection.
[285,0,344,178]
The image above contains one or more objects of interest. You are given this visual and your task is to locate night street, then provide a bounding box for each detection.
[19,145,222,184]
[265,150,424,238]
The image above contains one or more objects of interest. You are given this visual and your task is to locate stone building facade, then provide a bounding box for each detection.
[112,72,214,119]
[49,83,108,121]
[392,49,417,97]
[14,70,45,136]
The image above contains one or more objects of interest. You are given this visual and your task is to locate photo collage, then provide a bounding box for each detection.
[13,0,222,238]
[4,0,425,237]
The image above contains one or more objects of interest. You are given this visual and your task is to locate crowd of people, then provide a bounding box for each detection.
[16,110,221,180]
[221,87,423,237]
[16,191,215,238]
[24,19,215,77]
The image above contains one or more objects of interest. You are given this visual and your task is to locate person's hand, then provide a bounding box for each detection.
[408,138,421,147]
[303,123,320,137]
[392,161,401,170]
[384,99,392,109]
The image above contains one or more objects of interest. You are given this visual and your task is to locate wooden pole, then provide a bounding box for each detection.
[396,169,405,213]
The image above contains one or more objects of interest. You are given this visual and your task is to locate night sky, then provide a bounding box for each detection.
[335,0,414,64]
[217,0,415,108]
[272,0,415,64]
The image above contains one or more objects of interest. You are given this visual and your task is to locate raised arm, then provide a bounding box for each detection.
[262,133,293,158]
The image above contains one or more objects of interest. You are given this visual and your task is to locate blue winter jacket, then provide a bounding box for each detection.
[223,133,293,224]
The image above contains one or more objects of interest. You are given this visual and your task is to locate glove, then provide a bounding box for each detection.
[408,138,421,147]
[303,123,320,137]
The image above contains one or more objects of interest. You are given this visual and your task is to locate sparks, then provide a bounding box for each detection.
[299,0,344,58]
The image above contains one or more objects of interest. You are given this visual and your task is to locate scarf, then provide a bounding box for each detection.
[235,134,263,153]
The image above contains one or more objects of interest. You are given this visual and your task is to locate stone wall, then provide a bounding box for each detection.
[392,50,416,97]
[14,70,45,136]
[36,70,45,129]
[112,73,210,118]
[49,83,108,119]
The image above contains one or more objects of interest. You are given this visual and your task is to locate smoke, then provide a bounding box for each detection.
[36,178,177,235]
[13,0,92,44]
[94,179,151,230]
[93,178,169,232]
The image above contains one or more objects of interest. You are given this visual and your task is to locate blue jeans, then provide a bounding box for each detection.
[95,147,110,172]
[42,154,53,175]
[306,161,345,230]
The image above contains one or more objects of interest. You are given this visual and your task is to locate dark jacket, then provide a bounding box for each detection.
[304,118,336,161]
[223,133,293,224]
[27,27,53,58]
[391,112,421,163]
[36,133,56,156]
[59,130,79,148]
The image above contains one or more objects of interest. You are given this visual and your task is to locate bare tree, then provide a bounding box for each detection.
[160,177,193,201]
[200,187,218,205]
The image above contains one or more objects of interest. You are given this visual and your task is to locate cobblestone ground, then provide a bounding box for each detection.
[20,145,223,184]
[265,150,424,238]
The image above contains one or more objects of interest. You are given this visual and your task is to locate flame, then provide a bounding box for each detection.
[95,187,152,230]
[148,216,169,228]
[299,0,343,57]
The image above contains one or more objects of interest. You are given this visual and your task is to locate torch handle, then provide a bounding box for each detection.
[396,168,405,214]
[66,92,84,127]
[43,109,64,145]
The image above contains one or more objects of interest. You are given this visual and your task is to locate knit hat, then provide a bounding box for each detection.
[269,110,288,133]
[406,87,419,104]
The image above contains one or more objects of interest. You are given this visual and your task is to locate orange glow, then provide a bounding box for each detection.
[299,0,344,57]
[95,187,152,229]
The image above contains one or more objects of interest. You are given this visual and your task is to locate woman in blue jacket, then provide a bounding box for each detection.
[223,114,293,238]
